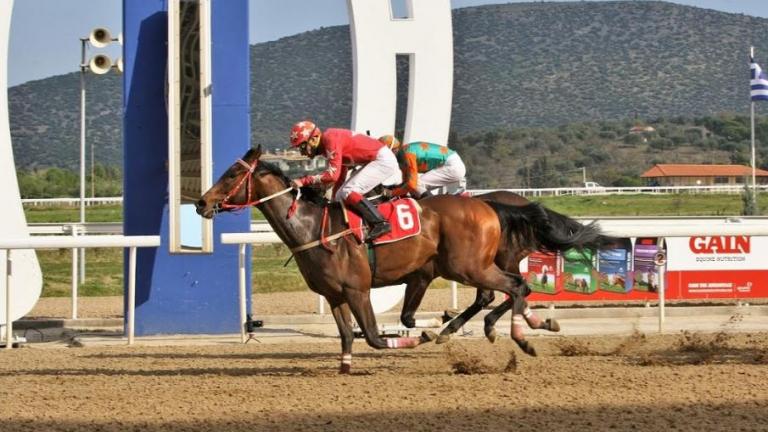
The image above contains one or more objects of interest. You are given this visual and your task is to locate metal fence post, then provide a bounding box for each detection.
[71,225,79,320]
[654,246,667,334]
[451,281,458,310]
[4,250,11,349]
[238,243,247,343]
[127,246,136,345]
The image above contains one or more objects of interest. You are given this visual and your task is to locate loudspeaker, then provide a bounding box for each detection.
[114,57,123,74]
[89,27,112,48]
[89,54,112,75]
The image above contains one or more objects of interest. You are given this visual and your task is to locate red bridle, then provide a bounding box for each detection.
[219,158,299,218]
[220,159,259,210]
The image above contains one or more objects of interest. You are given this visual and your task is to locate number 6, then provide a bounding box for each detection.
[395,204,414,229]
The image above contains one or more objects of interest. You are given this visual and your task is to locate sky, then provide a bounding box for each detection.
[6,0,768,86]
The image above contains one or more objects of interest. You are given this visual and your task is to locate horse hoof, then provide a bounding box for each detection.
[546,318,561,333]
[485,328,498,344]
[435,334,451,344]
[515,340,538,357]
[339,364,351,374]
[421,331,438,342]
[401,316,416,328]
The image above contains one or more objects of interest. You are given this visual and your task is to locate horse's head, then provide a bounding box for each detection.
[196,146,291,219]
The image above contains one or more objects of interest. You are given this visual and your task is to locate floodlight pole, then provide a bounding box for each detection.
[79,37,88,283]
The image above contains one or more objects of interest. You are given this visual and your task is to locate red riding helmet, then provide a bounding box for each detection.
[289,121,320,147]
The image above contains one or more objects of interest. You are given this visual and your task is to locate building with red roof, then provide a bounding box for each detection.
[640,164,768,186]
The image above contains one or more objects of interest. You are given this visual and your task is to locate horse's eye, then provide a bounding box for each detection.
[228,172,238,179]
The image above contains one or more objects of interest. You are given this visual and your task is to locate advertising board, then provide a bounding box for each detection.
[525,236,768,303]
[665,236,768,299]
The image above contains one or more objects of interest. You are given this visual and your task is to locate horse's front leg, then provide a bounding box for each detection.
[328,298,355,374]
[343,285,430,352]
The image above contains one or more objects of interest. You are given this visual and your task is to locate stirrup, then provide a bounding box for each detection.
[365,222,391,242]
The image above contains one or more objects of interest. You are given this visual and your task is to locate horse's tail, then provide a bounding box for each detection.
[486,201,616,253]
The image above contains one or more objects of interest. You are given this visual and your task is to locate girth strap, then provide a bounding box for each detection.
[290,229,355,254]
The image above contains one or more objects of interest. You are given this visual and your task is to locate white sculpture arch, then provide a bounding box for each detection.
[0,0,43,325]
[347,0,453,144]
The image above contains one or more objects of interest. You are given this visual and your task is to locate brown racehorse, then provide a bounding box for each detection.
[196,147,538,373]
[400,190,613,344]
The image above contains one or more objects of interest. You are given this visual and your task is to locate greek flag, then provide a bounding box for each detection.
[751,58,768,101]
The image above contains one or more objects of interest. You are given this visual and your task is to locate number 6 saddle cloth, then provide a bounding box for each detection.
[346,198,422,245]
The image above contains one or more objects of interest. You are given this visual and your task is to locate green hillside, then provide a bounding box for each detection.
[8,1,768,188]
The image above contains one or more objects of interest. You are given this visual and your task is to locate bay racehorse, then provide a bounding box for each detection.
[197,147,537,373]
[399,190,614,346]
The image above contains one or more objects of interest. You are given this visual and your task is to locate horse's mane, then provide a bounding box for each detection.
[258,159,292,185]
[258,158,327,205]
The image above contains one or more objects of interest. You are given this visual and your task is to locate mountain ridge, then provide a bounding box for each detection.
[8,1,768,180]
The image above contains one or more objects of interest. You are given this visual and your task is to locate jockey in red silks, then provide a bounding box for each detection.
[289,120,397,242]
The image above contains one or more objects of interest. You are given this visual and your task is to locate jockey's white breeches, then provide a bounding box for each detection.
[417,153,466,195]
[335,146,399,202]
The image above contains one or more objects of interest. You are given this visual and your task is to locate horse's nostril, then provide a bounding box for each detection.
[196,199,206,209]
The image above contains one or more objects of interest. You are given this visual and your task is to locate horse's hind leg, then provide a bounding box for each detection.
[400,271,434,329]
[522,306,560,332]
[484,298,560,343]
[461,266,539,356]
[435,289,495,344]
[483,298,513,343]
[508,295,540,356]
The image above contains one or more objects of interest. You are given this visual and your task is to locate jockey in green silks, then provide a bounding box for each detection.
[378,136,466,199]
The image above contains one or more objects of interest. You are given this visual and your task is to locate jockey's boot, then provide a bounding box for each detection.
[418,190,434,199]
[352,198,391,242]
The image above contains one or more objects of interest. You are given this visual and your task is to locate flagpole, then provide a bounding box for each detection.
[753,101,757,191]
[751,47,757,206]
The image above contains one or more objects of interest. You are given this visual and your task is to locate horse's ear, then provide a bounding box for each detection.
[244,146,262,161]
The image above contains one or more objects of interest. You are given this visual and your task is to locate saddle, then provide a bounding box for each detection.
[345,198,422,245]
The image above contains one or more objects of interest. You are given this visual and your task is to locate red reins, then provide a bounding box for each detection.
[219,157,298,219]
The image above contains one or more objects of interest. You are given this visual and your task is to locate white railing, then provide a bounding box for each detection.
[470,184,768,197]
[26,220,272,235]
[591,218,768,237]
[8,216,768,346]
[27,222,123,235]
[0,235,160,349]
[17,185,768,207]
[21,197,123,206]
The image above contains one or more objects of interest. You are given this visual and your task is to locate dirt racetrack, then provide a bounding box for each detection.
[2,327,767,432]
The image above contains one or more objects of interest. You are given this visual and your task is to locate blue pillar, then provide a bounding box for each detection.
[123,0,251,335]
